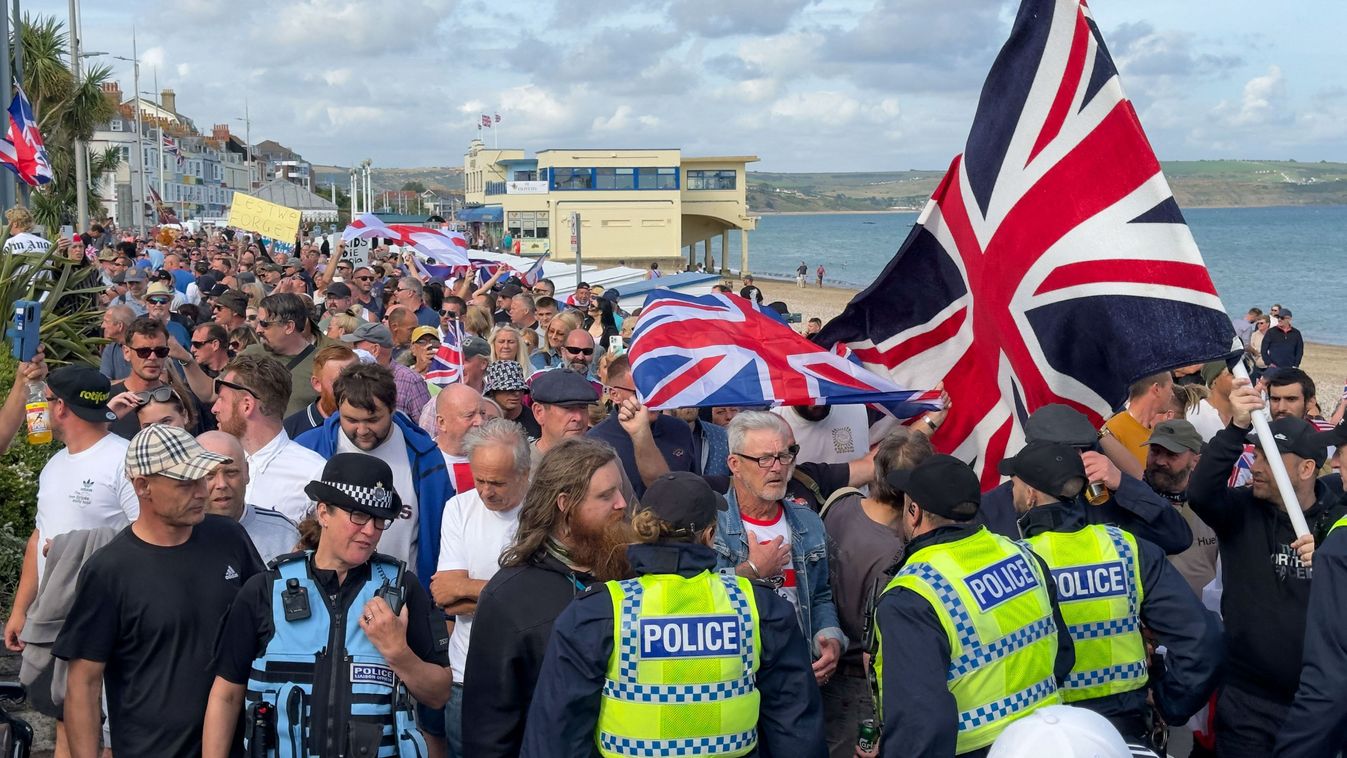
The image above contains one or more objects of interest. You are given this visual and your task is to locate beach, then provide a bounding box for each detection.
[746,278,1347,400]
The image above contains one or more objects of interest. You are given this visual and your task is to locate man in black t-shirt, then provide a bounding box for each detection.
[54,425,263,758]
[739,274,764,304]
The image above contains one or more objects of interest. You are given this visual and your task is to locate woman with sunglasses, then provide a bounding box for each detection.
[132,385,196,431]
[203,453,452,758]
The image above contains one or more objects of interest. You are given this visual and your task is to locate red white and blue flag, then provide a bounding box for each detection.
[0,85,53,186]
[630,290,943,414]
[816,0,1235,486]
[426,323,464,387]
[343,213,471,275]
[518,251,550,287]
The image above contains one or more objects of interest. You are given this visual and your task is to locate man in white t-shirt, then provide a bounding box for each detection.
[433,384,484,495]
[196,431,301,564]
[430,418,530,755]
[211,355,325,523]
[774,404,871,465]
[4,366,135,651]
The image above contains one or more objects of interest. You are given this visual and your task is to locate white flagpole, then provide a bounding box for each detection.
[1232,358,1311,537]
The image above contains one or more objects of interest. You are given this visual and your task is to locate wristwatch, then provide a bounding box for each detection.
[924,414,941,431]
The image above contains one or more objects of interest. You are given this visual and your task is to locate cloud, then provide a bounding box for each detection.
[592,105,660,133]
[667,0,817,38]
[1214,65,1286,127]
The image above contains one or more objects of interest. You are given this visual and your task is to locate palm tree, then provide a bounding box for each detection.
[12,15,119,231]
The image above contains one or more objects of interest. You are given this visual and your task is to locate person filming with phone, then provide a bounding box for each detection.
[202,453,452,757]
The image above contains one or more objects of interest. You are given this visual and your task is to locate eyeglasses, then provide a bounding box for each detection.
[129,346,171,359]
[256,319,281,329]
[354,275,374,281]
[344,508,394,530]
[607,385,637,395]
[135,386,177,405]
[734,445,801,469]
[563,346,594,356]
[531,287,549,294]
[441,310,461,319]
[147,297,171,305]
[214,377,261,399]
[229,341,242,350]
[190,339,218,349]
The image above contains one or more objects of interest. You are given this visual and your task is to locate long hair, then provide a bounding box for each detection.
[500,437,619,569]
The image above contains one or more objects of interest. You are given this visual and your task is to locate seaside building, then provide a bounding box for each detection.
[462,139,758,272]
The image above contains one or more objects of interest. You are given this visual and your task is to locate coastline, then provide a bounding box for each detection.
[740,276,1347,398]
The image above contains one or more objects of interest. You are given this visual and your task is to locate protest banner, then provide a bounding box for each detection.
[227,193,302,243]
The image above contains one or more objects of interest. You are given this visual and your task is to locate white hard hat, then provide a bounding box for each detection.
[988,705,1133,758]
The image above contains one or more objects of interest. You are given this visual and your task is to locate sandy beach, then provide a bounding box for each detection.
[743,277,1347,400]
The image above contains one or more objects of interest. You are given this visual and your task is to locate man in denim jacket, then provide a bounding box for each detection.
[714,411,847,685]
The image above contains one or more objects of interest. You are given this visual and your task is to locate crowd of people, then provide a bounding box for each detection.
[5,210,1347,758]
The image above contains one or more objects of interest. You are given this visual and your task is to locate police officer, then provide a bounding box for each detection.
[520,471,826,758]
[202,453,452,757]
[1005,442,1222,755]
[871,454,1074,758]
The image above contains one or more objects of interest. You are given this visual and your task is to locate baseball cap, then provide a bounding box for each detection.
[341,322,393,348]
[47,365,117,423]
[1280,308,1293,318]
[1024,404,1098,447]
[125,424,231,481]
[998,443,1087,500]
[462,335,491,360]
[1200,361,1229,387]
[122,268,146,283]
[411,326,440,344]
[530,369,599,407]
[1251,416,1328,467]
[886,454,981,520]
[1145,419,1203,454]
[325,282,352,298]
[634,471,727,535]
[304,453,402,521]
[216,290,249,316]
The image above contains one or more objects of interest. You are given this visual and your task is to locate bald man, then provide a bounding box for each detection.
[434,384,485,494]
[196,431,301,563]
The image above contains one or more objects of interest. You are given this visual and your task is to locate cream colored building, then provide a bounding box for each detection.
[462,139,758,273]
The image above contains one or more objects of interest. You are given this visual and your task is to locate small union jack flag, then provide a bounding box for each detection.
[481,114,492,128]
[817,0,1235,486]
[426,323,463,387]
[629,290,943,414]
[0,85,52,186]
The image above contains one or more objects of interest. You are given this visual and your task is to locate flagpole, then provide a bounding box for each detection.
[1231,360,1311,537]
[153,68,164,215]
[0,0,15,213]
[69,0,89,231]
[11,0,25,206]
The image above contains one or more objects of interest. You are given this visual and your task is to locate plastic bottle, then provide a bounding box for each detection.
[25,380,51,445]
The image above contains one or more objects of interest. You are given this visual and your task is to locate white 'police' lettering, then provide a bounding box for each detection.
[1051,562,1128,601]
[964,555,1039,611]
[350,662,395,688]
[639,615,741,659]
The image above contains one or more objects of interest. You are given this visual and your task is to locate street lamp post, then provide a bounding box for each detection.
[68,0,89,232]
[109,39,143,236]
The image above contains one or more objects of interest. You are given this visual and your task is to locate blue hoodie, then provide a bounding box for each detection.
[295,411,453,589]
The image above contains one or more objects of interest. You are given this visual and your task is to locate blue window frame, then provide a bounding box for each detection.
[552,167,593,190]
[687,169,737,190]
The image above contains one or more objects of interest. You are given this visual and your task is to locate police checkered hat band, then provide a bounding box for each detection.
[304,452,402,520]
[126,424,231,481]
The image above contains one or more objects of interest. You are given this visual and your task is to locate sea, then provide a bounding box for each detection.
[734,205,1347,345]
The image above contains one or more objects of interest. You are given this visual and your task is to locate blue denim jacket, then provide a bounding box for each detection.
[713,487,847,652]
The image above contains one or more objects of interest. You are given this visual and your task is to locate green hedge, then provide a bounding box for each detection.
[0,354,61,609]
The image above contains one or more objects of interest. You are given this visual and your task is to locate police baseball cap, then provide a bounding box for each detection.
[1251,416,1329,467]
[304,452,402,520]
[887,454,981,520]
[998,443,1087,500]
[1024,404,1098,447]
[47,365,117,423]
[530,369,599,407]
[635,471,727,535]
[1145,419,1203,454]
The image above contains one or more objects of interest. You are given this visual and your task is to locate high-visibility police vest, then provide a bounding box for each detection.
[244,552,426,758]
[1022,524,1148,702]
[1332,515,1347,534]
[597,571,762,758]
[873,527,1061,754]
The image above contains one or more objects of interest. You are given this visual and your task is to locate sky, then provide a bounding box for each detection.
[39,0,1347,172]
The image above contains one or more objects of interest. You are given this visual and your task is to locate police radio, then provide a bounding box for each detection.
[377,580,405,616]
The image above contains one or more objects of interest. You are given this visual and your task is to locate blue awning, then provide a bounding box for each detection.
[459,206,503,222]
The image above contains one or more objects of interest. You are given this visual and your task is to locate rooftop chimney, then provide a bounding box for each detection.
[100,81,122,106]
[161,88,176,114]
[212,123,231,142]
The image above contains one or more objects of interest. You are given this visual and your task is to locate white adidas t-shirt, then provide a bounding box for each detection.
[742,506,799,615]
[35,434,139,583]
[437,489,522,680]
[338,423,419,569]
[775,405,869,465]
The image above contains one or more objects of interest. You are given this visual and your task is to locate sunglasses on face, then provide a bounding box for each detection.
[214,377,260,399]
[147,297,171,305]
[563,346,594,356]
[354,275,374,281]
[229,341,242,350]
[190,339,218,349]
[130,346,171,359]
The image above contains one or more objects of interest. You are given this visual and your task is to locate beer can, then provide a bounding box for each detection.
[857,719,879,752]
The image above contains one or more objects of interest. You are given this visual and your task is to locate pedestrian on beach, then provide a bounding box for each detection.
[797,261,808,288]
[816,263,826,288]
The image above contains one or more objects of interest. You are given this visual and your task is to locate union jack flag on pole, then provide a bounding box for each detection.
[816,0,1235,486]
[0,85,53,186]
[630,290,943,415]
[426,323,464,387]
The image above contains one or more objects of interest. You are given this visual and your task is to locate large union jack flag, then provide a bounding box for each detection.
[630,289,943,415]
[426,323,463,387]
[816,0,1235,487]
[0,85,53,186]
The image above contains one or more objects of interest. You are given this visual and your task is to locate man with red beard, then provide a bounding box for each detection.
[463,437,633,758]
[211,355,326,523]
[283,344,360,438]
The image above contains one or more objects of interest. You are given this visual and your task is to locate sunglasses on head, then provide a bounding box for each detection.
[563,346,595,356]
[135,386,177,405]
[130,346,170,359]
[214,377,261,399]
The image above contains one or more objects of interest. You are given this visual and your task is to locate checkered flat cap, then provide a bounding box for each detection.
[126,424,231,480]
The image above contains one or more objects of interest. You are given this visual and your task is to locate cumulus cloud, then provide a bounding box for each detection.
[1215,65,1286,127]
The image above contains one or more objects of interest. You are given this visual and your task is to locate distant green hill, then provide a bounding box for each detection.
[748,160,1347,212]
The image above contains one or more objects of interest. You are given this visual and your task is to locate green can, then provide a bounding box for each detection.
[857,719,879,752]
